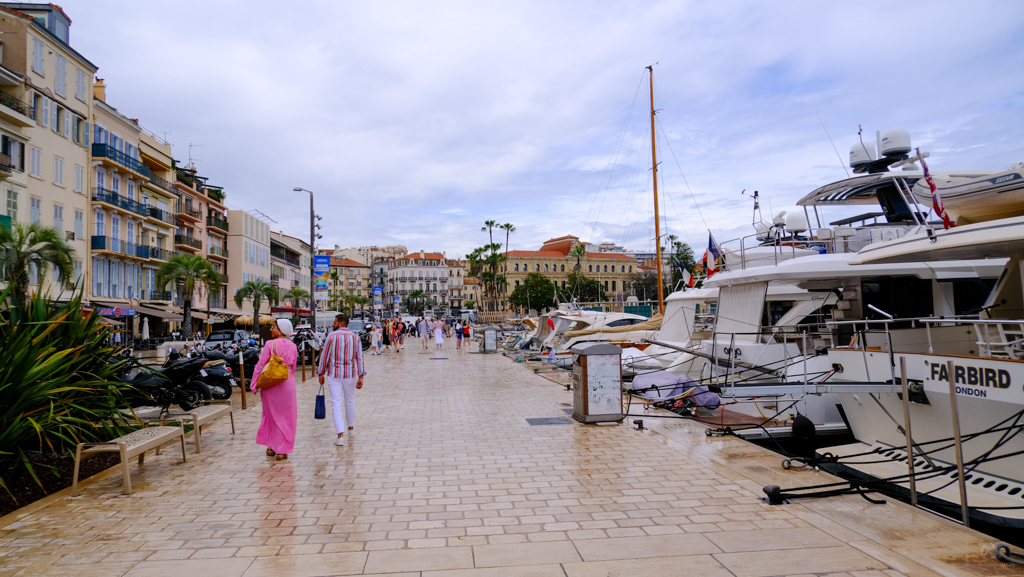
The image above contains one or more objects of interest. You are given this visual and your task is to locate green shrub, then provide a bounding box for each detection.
[0,285,137,494]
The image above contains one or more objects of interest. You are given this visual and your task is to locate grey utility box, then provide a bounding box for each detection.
[571,343,624,423]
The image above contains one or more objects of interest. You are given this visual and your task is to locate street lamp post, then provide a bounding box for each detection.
[293,187,322,332]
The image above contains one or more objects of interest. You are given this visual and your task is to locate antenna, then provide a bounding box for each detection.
[188,143,204,166]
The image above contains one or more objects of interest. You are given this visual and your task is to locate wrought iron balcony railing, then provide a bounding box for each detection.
[92,143,151,177]
[149,247,176,261]
[92,188,149,217]
[206,214,229,232]
[208,245,229,258]
[91,236,141,258]
[148,174,176,194]
[176,202,201,220]
[141,290,172,301]
[174,234,202,250]
[0,91,32,117]
[147,205,177,226]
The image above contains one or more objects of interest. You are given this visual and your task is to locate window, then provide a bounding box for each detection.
[127,181,134,200]
[514,280,519,287]
[260,247,266,267]
[53,156,64,185]
[629,266,632,273]
[1,135,22,171]
[40,97,49,128]
[111,216,119,240]
[588,265,592,272]
[562,281,566,288]
[29,147,41,177]
[76,68,85,100]
[74,210,83,239]
[64,110,70,138]
[74,165,84,192]
[28,263,37,285]
[6,189,17,220]
[32,38,43,74]
[74,260,82,284]
[535,264,540,272]
[30,196,40,224]
[611,266,615,272]
[55,56,66,96]
[127,221,134,245]
[612,281,616,292]
[51,103,58,132]
[53,204,63,230]
[561,264,565,272]
[544,264,548,272]
[95,211,105,236]
[604,265,608,273]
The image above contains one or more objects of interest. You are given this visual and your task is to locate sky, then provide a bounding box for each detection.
[60,0,1024,259]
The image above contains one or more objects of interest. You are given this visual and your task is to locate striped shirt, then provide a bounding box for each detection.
[317,327,366,379]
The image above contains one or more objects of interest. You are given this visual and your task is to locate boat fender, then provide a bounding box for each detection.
[792,414,815,441]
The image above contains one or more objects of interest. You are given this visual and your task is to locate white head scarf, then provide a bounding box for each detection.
[275,318,295,336]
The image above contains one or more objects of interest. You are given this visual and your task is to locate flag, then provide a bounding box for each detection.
[707,233,722,261]
[682,267,695,288]
[917,147,954,230]
[547,317,555,330]
[702,233,722,278]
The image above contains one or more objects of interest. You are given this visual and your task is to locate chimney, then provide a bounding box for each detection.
[420,250,425,258]
[93,78,106,102]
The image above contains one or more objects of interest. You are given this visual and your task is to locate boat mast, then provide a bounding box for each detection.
[647,65,664,315]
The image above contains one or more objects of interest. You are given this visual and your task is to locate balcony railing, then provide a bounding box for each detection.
[0,91,33,117]
[92,143,151,177]
[91,236,142,258]
[174,234,202,250]
[92,188,149,217]
[149,247,176,261]
[135,244,150,258]
[141,290,172,301]
[148,174,176,194]
[209,294,225,309]
[270,273,280,284]
[0,152,13,173]
[147,205,177,226]
[208,245,229,258]
[176,202,201,220]
[218,273,229,285]
[271,250,300,267]
[206,214,229,232]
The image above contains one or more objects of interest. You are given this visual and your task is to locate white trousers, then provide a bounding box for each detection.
[326,375,357,434]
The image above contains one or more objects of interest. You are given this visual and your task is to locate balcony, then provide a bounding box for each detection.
[208,245,229,259]
[147,205,176,226]
[92,143,151,178]
[149,247,176,261]
[0,91,33,127]
[147,174,176,194]
[141,290,172,301]
[0,152,13,175]
[92,188,149,218]
[174,234,202,251]
[271,250,300,267]
[217,273,229,285]
[270,273,280,284]
[206,214,229,232]
[209,293,225,309]
[176,202,201,222]
[91,236,146,260]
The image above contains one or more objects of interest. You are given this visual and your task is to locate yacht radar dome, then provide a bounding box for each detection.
[849,142,877,169]
[880,128,912,157]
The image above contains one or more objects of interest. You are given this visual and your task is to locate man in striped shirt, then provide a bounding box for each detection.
[317,313,366,446]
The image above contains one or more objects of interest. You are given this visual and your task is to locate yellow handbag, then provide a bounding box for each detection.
[256,341,290,389]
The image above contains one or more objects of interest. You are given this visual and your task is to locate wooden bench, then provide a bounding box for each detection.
[168,401,235,453]
[72,423,188,495]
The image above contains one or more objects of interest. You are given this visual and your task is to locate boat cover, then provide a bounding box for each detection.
[630,370,720,409]
[564,313,663,338]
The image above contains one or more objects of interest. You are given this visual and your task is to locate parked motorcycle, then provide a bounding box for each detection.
[116,348,214,413]
[204,341,262,394]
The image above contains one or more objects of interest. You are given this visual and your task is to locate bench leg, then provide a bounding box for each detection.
[179,432,188,463]
[119,443,132,495]
[229,411,235,434]
[138,451,145,466]
[71,443,84,496]
[194,420,202,454]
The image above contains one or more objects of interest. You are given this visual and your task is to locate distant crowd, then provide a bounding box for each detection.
[369,316,473,354]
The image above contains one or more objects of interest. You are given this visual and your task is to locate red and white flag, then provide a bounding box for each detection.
[682,267,696,288]
[917,147,954,230]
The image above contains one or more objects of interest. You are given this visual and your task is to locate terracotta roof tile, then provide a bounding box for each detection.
[504,250,566,258]
[586,252,635,260]
[330,258,369,268]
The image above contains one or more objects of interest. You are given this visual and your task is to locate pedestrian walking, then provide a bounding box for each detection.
[463,322,471,350]
[455,320,463,349]
[251,319,298,460]
[317,314,366,446]
[397,319,406,351]
[418,317,430,349]
[370,323,382,355]
[382,320,391,352]
[432,317,445,350]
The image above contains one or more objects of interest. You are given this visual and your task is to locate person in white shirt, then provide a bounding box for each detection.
[418,318,430,349]
[454,321,463,349]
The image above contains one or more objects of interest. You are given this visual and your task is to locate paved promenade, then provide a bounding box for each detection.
[0,341,1015,576]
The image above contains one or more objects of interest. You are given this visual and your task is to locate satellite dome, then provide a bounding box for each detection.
[881,128,912,157]
[850,142,877,169]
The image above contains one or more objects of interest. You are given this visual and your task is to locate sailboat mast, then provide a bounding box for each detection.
[647,65,664,315]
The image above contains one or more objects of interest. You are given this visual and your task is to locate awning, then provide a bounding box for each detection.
[143,304,208,320]
[134,305,183,322]
[206,308,244,319]
[565,313,663,338]
[98,317,125,326]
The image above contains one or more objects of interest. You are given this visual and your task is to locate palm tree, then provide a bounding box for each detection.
[156,254,222,337]
[0,222,75,303]
[234,278,279,337]
[329,270,340,301]
[499,223,516,255]
[568,243,587,272]
[281,286,310,308]
[481,220,497,245]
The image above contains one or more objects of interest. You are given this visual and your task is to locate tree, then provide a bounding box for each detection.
[557,272,607,303]
[156,254,222,337]
[481,220,497,246]
[568,243,587,273]
[329,270,340,298]
[667,241,696,290]
[508,272,556,313]
[234,278,279,335]
[0,222,75,303]
[627,270,659,302]
[406,289,434,316]
[464,300,476,310]
[499,223,516,255]
[281,286,310,308]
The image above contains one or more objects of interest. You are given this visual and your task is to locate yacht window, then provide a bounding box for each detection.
[862,276,933,328]
[762,301,795,328]
[944,278,998,317]
[606,319,634,327]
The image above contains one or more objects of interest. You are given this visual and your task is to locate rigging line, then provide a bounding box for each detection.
[579,69,647,242]
[816,111,851,179]
[654,120,692,247]
[656,116,709,232]
[613,123,654,250]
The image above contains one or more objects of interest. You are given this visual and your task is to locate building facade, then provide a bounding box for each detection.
[270,231,311,305]
[137,132,179,304]
[225,210,270,312]
[385,250,448,312]
[328,257,370,299]
[0,3,96,299]
[446,259,466,310]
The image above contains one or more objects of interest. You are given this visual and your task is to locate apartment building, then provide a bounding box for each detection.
[225,210,270,312]
[329,257,370,298]
[499,235,635,308]
[446,259,466,310]
[137,132,179,303]
[270,231,311,301]
[385,250,449,311]
[0,4,96,299]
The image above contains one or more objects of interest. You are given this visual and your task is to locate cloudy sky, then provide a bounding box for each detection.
[63,0,1024,258]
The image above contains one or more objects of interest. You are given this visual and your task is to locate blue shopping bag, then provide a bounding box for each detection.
[314,384,326,419]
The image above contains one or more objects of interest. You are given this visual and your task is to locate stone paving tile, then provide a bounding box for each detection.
[0,346,1009,576]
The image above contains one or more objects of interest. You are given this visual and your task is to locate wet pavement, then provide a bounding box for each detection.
[0,339,1016,576]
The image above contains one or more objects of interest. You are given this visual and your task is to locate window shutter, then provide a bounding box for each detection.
[64,110,70,137]
[18,143,24,171]
[41,97,49,127]
[84,121,90,146]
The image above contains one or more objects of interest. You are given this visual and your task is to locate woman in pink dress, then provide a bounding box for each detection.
[251,318,298,460]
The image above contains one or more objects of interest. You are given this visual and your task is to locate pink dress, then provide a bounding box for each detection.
[251,338,298,455]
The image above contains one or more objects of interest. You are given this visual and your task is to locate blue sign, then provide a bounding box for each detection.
[313,255,331,296]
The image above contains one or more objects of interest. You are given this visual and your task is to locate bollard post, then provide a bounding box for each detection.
[899,357,914,505]
[946,359,970,527]
[239,360,248,410]
[302,345,307,381]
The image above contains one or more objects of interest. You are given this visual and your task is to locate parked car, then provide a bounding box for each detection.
[202,330,252,352]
